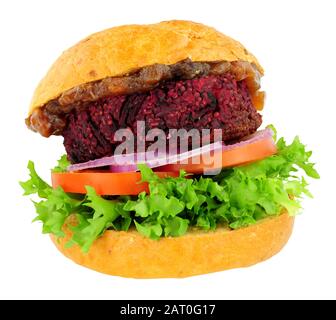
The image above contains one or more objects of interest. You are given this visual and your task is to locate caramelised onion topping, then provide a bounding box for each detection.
[27,59,263,138]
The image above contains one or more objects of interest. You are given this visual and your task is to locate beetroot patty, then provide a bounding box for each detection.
[63,73,262,163]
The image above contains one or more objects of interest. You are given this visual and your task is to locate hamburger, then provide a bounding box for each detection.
[21,20,319,278]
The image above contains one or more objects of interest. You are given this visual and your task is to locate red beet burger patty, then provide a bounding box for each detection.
[63,73,262,163]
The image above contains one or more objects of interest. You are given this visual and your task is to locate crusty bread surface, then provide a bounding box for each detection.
[29,20,263,114]
[51,213,294,278]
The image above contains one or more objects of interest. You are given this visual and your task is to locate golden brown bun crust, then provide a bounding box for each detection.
[29,20,263,114]
[51,214,294,278]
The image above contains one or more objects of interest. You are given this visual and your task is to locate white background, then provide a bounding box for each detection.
[0,0,335,300]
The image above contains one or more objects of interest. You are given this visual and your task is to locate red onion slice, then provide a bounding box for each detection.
[67,128,274,172]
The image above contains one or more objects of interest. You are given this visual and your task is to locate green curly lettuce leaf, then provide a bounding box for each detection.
[20,131,319,252]
[52,155,70,173]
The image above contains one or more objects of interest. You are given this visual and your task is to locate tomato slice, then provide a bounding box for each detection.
[52,136,276,195]
[51,171,179,195]
[155,136,277,174]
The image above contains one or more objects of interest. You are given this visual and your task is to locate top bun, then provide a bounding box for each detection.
[29,20,263,114]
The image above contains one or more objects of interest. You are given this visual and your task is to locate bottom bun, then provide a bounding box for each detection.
[51,213,294,278]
